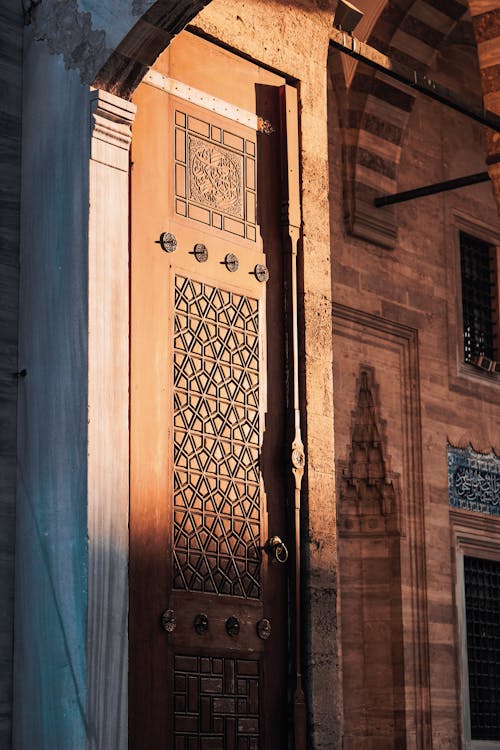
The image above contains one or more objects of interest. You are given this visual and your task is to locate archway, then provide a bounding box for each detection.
[328,0,500,247]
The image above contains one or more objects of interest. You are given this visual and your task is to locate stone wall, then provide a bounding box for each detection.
[330,26,500,750]
[0,1,23,747]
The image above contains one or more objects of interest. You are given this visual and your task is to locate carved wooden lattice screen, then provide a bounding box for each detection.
[173,275,262,599]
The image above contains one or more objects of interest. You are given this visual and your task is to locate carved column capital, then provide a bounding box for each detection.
[90,88,136,171]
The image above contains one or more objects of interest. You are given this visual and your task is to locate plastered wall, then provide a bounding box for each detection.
[14,30,90,749]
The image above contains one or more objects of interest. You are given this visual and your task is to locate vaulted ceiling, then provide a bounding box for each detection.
[329,0,500,240]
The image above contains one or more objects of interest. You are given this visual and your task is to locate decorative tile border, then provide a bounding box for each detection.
[448,445,500,516]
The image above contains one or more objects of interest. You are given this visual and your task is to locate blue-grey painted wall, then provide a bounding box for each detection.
[0,1,23,747]
[14,29,90,749]
[27,0,156,84]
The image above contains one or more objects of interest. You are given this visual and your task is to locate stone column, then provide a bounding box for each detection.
[87,89,135,749]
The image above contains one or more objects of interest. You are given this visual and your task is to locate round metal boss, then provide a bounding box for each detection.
[159,232,177,253]
[256,618,272,640]
[225,616,240,637]
[194,613,209,634]
[193,243,208,263]
[224,253,239,272]
[160,609,176,633]
[254,264,269,283]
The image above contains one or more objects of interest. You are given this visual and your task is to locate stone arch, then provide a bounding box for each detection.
[330,0,499,247]
[92,0,212,97]
[25,0,213,95]
[468,2,500,204]
[25,0,500,148]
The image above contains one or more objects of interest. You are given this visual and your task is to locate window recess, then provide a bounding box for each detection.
[460,232,499,373]
[464,555,500,743]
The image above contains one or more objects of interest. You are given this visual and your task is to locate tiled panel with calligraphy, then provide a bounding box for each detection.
[173,276,261,597]
[448,444,500,516]
[174,655,260,749]
[174,109,257,241]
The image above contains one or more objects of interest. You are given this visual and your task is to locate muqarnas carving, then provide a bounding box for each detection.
[339,367,401,536]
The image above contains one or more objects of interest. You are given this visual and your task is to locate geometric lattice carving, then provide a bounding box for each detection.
[173,276,261,597]
[339,367,400,535]
[174,654,260,749]
[174,109,257,241]
[448,444,500,516]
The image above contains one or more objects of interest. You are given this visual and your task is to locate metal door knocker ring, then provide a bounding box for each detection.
[264,535,289,563]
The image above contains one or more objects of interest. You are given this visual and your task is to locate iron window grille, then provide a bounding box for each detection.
[464,555,500,742]
[460,232,498,365]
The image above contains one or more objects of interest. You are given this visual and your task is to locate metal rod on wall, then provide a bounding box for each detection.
[373,171,491,207]
[329,28,500,134]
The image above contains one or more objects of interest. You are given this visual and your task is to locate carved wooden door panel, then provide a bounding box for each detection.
[130,34,290,750]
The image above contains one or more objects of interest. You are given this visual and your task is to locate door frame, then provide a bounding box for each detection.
[127,34,305,749]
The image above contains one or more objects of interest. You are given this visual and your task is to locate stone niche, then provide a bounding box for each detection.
[333,304,430,750]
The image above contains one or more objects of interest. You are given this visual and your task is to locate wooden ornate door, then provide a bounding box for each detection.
[130,33,294,749]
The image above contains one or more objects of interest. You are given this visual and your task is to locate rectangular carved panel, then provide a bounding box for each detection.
[174,654,260,749]
[173,276,261,598]
[174,109,257,241]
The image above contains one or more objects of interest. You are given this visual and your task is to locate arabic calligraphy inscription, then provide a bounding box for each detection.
[448,445,500,516]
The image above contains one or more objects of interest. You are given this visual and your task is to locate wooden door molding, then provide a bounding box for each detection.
[130,33,296,749]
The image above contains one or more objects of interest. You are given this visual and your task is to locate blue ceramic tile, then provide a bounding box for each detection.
[448,445,500,516]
